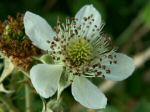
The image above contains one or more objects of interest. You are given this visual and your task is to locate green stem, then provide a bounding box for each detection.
[25,77,31,112]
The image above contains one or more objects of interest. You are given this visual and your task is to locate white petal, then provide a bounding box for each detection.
[72,76,107,109]
[24,11,56,50]
[30,64,63,98]
[75,4,102,38]
[104,53,135,81]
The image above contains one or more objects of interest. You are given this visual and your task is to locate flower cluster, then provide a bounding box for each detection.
[24,5,135,109]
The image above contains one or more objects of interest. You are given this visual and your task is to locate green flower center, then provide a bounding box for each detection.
[65,38,93,66]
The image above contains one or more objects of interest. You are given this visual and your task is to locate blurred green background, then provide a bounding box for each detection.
[0,0,150,112]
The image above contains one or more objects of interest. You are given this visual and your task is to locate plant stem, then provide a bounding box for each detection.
[25,77,31,112]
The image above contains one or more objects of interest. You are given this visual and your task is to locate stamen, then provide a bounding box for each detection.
[48,16,114,77]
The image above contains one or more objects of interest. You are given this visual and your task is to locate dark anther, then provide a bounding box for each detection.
[109,61,112,64]
[108,55,113,59]
[57,57,60,60]
[113,60,117,64]
[96,71,102,76]
[94,25,97,28]
[54,27,57,31]
[86,26,89,28]
[70,80,73,83]
[106,69,111,74]
[102,75,105,79]
[100,58,102,61]
[51,41,55,45]
[114,55,117,58]
[102,65,106,69]
[58,51,62,54]
[75,29,78,35]
[71,34,74,37]
[92,64,98,68]
[54,36,60,41]
[83,17,87,21]
[92,29,95,31]
[47,40,51,43]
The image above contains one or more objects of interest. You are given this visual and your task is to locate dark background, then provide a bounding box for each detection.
[0,0,150,112]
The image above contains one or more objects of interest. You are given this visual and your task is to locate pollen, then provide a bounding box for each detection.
[65,38,93,66]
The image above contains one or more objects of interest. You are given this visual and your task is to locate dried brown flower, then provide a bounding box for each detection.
[0,14,41,70]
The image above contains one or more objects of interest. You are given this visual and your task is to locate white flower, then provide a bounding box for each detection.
[24,4,135,109]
